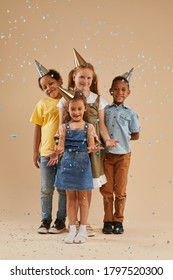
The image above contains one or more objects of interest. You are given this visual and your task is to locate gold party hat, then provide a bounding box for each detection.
[122,67,134,81]
[34,59,49,77]
[73,48,87,67]
[57,86,75,102]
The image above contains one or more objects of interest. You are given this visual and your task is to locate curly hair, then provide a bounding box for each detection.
[38,69,62,90]
[111,76,130,88]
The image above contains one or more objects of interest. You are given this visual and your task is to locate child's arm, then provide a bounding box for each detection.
[33,124,41,168]
[59,107,64,125]
[131,132,139,140]
[59,104,68,125]
[46,124,66,166]
[98,109,119,147]
[87,124,104,153]
[55,124,66,153]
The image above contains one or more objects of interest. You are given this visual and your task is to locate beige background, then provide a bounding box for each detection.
[1,0,173,260]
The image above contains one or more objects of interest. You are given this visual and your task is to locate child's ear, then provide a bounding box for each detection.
[127,89,131,96]
[109,88,113,95]
[73,74,76,81]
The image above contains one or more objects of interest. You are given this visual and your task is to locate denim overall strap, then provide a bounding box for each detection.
[65,122,70,131]
[65,122,88,133]
[84,122,88,134]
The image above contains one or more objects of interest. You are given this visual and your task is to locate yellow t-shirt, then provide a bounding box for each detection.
[30,97,60,156]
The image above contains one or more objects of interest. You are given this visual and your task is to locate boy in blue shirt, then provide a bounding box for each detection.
[100,75,140,234]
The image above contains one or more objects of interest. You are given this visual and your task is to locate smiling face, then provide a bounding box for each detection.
[73,68,93,93]
[40,75,63,99]
[110,79,130,105]
[68,99,86,122]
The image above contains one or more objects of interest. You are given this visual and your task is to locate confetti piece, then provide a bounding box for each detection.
[11,134,17,138]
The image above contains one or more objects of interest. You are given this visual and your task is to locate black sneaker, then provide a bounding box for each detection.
[102,222,113,234]
[49,219,66,234]
[37,220,51,234]
[113,222,124,234]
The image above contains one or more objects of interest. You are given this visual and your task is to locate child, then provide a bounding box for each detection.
[30,60,66,234]
[58,49,117,237]
[100,75,140,234]
[59,49,117,187]
[53,92,103,243]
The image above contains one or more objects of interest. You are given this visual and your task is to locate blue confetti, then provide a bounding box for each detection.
[11,134,17,138]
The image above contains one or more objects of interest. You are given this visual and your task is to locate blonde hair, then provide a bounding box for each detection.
[68,63,99,94]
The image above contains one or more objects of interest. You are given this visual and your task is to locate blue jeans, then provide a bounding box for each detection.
[40,156,66,223]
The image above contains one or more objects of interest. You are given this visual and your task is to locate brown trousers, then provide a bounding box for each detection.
[100,152,131,223]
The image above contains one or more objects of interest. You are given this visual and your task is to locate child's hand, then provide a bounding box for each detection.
[33,152,40,168]
[88,145,104,153]
[105,139,119,147]
[45,153,59,166]
[49,146,64,155]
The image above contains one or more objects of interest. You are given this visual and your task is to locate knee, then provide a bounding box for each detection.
[78,196,89,207]
[116,193,126,200]
[100,187,113,198]
[41,185,54,196]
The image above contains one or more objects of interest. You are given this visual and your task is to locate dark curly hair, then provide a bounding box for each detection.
[111,76,130,89]
[38,69,62,90]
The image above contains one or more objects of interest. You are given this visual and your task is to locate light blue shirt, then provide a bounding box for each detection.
[104,103,140,154]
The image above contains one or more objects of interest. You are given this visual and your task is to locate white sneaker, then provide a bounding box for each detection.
[86,223,95,237]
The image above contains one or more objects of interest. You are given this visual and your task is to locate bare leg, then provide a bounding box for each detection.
[75,191,79,223]
[87,190,92,208]
[86,190,95,237]
[64,190,77,243]
[74,190,90,243]
[67,190,78,225]
[78,190,89,225]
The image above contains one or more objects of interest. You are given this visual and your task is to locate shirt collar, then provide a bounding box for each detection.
[109,103,127,109]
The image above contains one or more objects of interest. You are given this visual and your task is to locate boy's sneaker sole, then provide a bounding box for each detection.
[102,228,113,234]
[37,227,49,234]
[49,226,66,234]
[48,219,66,234]
[37,220,51,234]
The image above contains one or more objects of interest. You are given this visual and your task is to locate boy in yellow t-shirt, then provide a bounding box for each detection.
[30,64,66,234]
